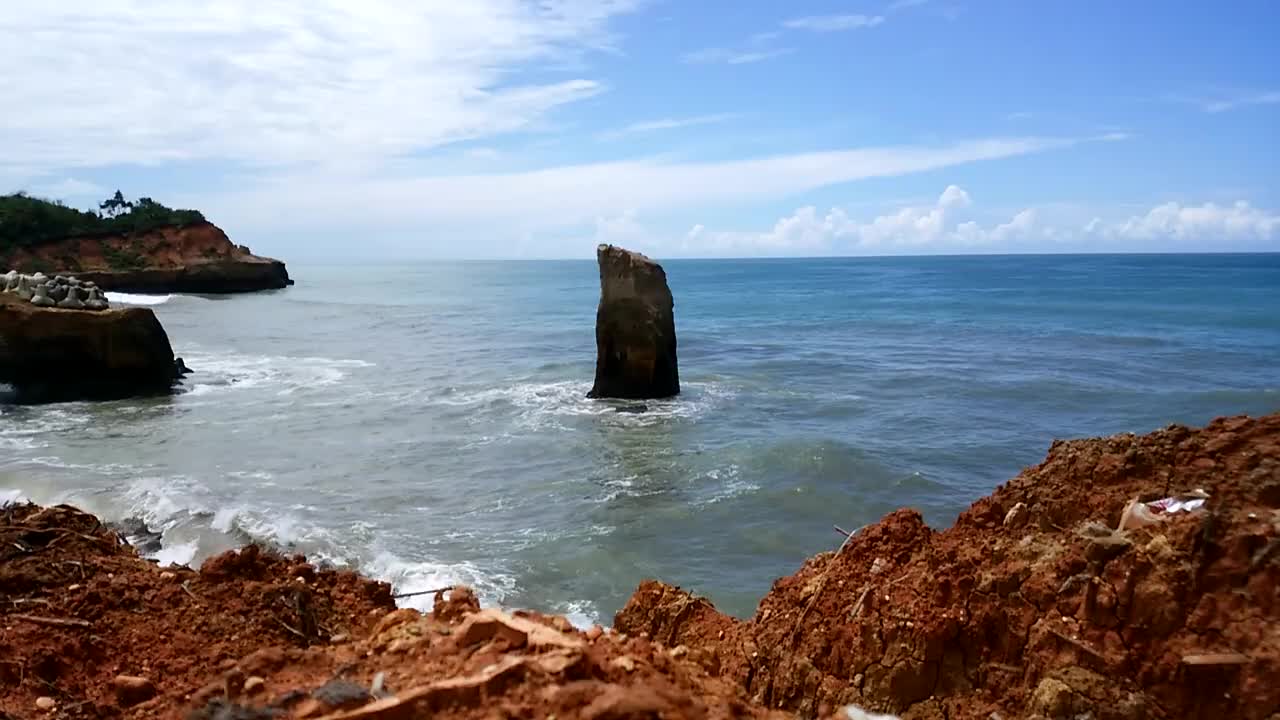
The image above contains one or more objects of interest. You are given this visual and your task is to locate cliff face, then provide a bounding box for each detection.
[616,414,1280,719]
[0,222,292,293]
[0,292,176,402]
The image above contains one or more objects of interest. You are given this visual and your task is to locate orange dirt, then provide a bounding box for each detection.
[1,223,255,273]
[2,414,1277,720]
[616,414,1280,719]
[1,223,291,293]
[0,505,781,720]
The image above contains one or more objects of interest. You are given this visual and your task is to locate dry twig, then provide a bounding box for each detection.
[11,614,92,629]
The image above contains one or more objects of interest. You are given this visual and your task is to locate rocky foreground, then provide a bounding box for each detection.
[1,414,1276,719]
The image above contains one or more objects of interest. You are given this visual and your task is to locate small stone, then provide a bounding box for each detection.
[612,656,637,672]
[330,633,350,644]
[586,625,603,641]
[68,584,82,591]
[160,571,176,581]
[114,674,157,707]
[36,696,56,711]
[243,676,266,695]
[1003,502,1030,528]
[1030,677,1077,717]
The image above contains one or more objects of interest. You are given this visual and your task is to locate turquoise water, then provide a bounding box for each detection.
[2,253,1278,623]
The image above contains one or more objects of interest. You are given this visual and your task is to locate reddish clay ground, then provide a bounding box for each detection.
[617,414,1280,719]
[2,413,1277,720]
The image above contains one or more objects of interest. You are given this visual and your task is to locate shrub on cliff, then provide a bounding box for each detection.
[0,191,206,252]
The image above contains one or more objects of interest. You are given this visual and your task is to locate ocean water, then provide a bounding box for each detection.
[2,254,1278,624]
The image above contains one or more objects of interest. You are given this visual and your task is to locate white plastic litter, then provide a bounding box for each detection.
[1118,489,1209,531]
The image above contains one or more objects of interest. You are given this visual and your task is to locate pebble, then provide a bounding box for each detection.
[113,674,157,706]
[330,633,350,644]
[68,584,82,591]
[243,676,266,695]
[36,696,56,711]
[160,571,176,581]
[586,625,603,641]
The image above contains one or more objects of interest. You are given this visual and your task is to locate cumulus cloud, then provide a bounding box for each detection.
[0,1,639,174]
[669,188,1280,256]
[1101,201,1280,241]
[783,14,885,32]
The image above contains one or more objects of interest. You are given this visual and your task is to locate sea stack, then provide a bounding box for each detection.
[587,244,679,400]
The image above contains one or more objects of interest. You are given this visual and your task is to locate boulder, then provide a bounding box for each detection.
[587,244,679,400]
[0,292,177,403]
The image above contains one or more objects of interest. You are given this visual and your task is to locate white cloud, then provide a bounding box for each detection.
[463,148,504,160]
[682,47,793,65]
[25,178,107,200]
[202,136,1080,240]
[596,113,738,141]
[667,188,1280,256]
[887,0,930,10]
[1168,90,1280,114]
[782,14,885,32]
[0,1,639,175]
[1202,91,1280,113]
[1103,201,1280,241]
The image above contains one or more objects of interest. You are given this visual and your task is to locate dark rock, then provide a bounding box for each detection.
[109,517,164,555]
[174,357,193,377]
[309,679,371,709]
[0,293,177,403]
[615,404,649,414]
[587,245,679,400]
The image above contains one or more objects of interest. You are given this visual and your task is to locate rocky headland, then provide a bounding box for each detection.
[2,414,1276,719]
[0,222,291,294]
[0,192,291,294]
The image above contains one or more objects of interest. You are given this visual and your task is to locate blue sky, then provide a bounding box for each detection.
[2,1,1277,259]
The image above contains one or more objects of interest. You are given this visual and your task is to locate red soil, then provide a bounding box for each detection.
[2,414,1276,720]
[616,414,1280,719]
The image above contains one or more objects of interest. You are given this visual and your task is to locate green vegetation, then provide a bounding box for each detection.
[0,190,205,252]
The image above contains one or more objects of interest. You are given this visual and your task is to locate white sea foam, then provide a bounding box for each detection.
[556,600,601,630]
[0,488,27,504]
[105,292,174,306]
[432,379,734,431]
[366,549,517,613]
[178,350,374,398]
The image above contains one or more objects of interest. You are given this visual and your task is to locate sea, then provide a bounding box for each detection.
[2,254,1278,626]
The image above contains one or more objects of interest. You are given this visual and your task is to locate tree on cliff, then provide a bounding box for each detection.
[98,190,134,218]
[0,192,206,252]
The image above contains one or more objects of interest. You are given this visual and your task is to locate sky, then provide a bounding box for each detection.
[2,1,1278,259]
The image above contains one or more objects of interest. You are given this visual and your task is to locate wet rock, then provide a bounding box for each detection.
[587,244,679,400]
[110,517,164,555]
[114,674,157,706]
